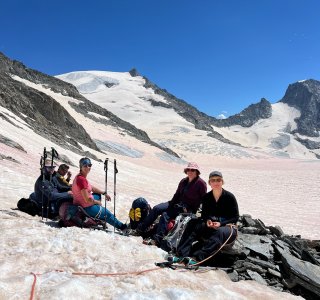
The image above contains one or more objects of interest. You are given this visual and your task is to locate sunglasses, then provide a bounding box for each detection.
[186,169,197,172]
[45,166,56,170]
[209,178,222,183]
[82,164,92,168]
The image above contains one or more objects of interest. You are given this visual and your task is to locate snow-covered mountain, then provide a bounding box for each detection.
[57,70,320,160]
[1,52,319,299]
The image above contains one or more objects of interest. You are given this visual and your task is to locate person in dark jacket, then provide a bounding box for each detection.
[52,164,72,192]
[30,160,73,218]
[176,170,239,265]
[140,162,207,245]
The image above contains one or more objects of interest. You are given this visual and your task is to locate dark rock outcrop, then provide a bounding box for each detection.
[0,134,26,152]
[280,79,320,137]
[295,136,320,150]
[0,52,98,153]
[219,215,320,299]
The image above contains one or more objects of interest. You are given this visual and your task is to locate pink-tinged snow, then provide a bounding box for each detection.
[1,77,317,299]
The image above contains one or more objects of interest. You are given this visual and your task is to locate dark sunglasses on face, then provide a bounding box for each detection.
[186,169,196,172]
[210,178,222,183]
[83,164,92,168]
[45,166,55,170]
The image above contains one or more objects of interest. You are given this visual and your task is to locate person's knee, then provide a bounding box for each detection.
[153,202,167,213]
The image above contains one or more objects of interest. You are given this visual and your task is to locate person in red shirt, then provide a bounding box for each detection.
[72,157,127,230]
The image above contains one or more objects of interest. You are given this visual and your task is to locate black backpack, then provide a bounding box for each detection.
[17,198,40,216]
[129,197,151,229]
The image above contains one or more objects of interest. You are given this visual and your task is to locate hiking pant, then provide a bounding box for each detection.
[177,222,237,261]
[84,205,124,229]
[137,201,169,232]
[177,219,205,257]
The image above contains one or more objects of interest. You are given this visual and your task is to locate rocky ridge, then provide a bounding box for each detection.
[213,98,272,127]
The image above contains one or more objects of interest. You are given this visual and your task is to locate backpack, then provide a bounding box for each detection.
[160,213,197,253]
[17,198,40,216]
[129,197,151,229]
[58,202,102,228]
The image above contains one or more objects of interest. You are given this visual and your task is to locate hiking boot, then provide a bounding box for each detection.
[121,228,141,236]
[142,238,158,246]
[116,224,130,236]
[165,254,183,263]
[128,229,142,236]
[183,257,197,266]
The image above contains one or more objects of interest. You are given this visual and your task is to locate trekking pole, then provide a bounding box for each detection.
[46,147,59,221]
[41,147,47,220]
[113,159,118,233]
[103,158,109,230]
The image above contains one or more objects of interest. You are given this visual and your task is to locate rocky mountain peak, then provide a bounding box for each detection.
[129,68,140,77]
[280,79,320,137]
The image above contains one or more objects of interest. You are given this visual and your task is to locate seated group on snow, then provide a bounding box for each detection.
[18,157,239,266]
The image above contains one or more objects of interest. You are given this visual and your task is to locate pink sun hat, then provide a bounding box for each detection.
[184,162,201,175]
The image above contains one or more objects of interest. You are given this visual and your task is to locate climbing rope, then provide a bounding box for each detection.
[29,272,37,300]
[29,267,162,300]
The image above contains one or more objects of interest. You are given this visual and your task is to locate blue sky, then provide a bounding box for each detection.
[1,0,319,118]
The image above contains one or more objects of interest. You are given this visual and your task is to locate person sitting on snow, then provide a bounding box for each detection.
[29,159,73,218]
[172,170,239,265]
[52,163,72,192]
[137,162,207,245]
[72,157,127,231]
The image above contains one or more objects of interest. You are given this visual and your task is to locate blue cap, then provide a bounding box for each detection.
[79,157,92,167]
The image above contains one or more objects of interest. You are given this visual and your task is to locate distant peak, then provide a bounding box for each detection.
[129,68,140,77]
